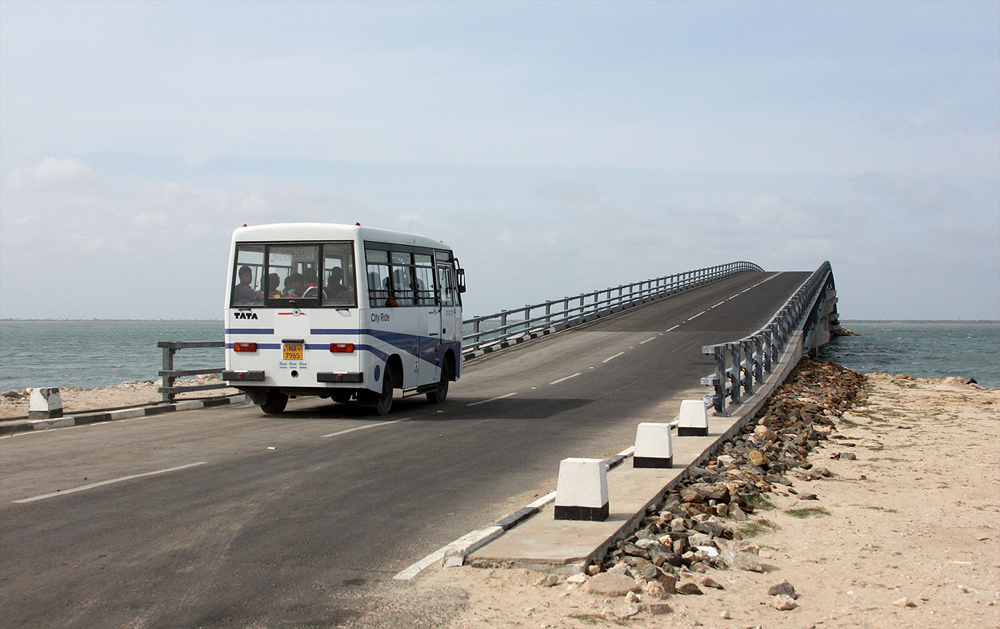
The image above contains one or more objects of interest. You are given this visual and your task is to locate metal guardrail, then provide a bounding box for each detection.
[462,261,764,355]
[157,341,227,402]
[155,261,769,402]
[700,261,834,416]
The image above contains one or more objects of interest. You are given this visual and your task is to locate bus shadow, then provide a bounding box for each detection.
[271,396,593,421]
[427,396,593,420]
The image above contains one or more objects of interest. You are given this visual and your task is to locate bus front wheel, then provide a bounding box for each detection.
[260,389,288,415]
[426,364,450,404]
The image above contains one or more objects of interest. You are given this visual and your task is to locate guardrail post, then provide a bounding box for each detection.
[161,344,177,402]
[728,343,741,406]
[713,346,727,415]
[753,335,764,386]
[741,339,754,397]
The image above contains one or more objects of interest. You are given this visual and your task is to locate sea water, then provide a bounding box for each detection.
[1,320,998,392]
[0,320,224,392]
[819,322,1000,388]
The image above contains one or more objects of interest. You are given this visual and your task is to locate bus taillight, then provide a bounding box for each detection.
[234,342,258,352]
[330,343,355,353]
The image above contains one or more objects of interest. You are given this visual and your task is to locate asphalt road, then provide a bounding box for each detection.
[0,270,809,628]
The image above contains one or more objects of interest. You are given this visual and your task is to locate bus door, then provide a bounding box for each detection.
[412,252,439,382]
[436,251,461,360]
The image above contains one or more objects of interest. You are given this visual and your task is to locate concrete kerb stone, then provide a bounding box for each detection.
[0,394,250,436]
[463,331,805,575]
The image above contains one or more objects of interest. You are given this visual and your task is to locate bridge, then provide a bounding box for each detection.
[0,262,839,628]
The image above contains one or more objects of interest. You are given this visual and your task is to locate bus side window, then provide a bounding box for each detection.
[390,251,415,306]
[414,254,435,305]
[366,249,391,307]
[437,266,455,307]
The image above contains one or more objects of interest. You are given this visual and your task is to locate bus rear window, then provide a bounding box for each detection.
[230,242,357,308]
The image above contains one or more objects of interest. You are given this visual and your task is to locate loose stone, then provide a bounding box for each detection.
[676,582,704,595]
[584,572,641,596]
[768,580,797,598]
[772,594,798,610]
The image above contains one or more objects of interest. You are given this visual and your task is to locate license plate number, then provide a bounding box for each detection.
[283,344,303,360]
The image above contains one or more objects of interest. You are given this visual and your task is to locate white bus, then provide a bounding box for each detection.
[222,222,465,415]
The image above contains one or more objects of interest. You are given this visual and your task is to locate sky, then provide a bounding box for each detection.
[1,1,998,321]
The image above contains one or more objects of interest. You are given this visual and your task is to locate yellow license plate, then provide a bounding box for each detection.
[283,344,303,360]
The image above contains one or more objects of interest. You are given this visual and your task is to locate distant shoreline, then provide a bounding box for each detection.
[840,320,999,325]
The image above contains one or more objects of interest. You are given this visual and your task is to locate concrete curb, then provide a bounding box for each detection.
[0,395,249,436]
[461,331,806,575]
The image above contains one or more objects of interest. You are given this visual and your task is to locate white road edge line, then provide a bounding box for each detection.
[466,392,518,407]
[393,489,560,582]
[549,373,582,385]
[639,336,656,344]
[602,352,625,363]
[13,461,209,504]
[321,417,411,438]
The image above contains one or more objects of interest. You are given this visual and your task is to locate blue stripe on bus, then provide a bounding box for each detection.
[224,328,275,335]
[228,329,460,370]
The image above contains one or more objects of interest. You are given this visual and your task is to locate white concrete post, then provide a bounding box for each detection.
[554,458,609,521]
[633,422,673,468]
[28,387,63,419]
[677,399,709,436]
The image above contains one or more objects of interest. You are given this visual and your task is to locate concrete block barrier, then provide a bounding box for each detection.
[677,399,709,436]
[554,458,609,521]
[633,422,673,468]
[28,387,63,419]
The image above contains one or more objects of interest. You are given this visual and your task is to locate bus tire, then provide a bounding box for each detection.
[373,364,394,416]
[260,389,288,415]
[426,363,450,404]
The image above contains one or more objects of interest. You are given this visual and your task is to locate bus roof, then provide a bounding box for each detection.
[231,222,452,251]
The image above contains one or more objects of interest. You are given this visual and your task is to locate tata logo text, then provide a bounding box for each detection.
[234,312,259,320]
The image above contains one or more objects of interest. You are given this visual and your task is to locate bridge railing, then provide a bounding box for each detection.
[157,341,227,402]
[462,261,764,356]
[700,261,834,416]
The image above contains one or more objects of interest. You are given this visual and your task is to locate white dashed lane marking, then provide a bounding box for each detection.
[466,393,518,407]
[14,462,209,504]
[549,373,582,385]
[602,352,625,363]
[321,417,411,438]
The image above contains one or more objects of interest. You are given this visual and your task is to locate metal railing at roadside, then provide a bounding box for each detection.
[700,261,834,416]
[462,261,765,356]
[154,260,769,402]
[157,341,227,402]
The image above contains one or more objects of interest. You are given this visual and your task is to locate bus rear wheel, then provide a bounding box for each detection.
[373,364,394,416]
[260,389,288,415]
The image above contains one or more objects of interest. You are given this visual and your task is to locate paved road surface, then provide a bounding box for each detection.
[0,271,809,628]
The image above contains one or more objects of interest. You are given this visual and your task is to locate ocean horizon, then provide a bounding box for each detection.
[1,319,998,392]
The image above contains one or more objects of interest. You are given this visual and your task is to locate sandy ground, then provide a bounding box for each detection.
[0,375,241,419]
[404,374,1000,629]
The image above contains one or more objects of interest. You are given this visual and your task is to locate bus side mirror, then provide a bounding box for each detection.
[456,268,466,294]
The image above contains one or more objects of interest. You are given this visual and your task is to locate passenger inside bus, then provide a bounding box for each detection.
[234,266,261,303]
[301,268,321,298]
[267,273,282,299]
[283,273,304,298]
